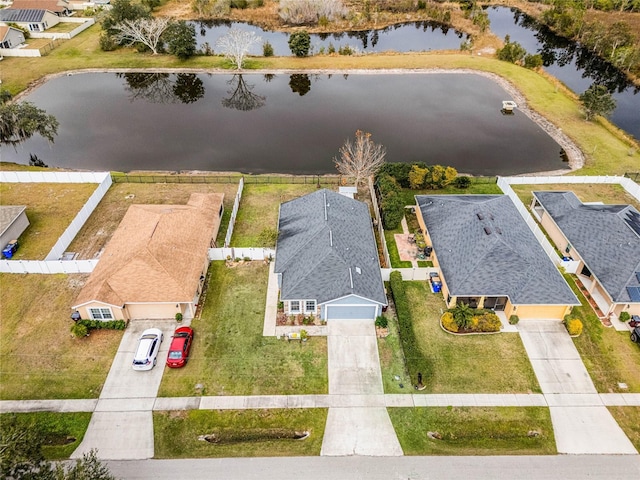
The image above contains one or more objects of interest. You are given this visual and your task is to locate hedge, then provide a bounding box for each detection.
[76,319,127,330]
[389,271,422,383]
[564,318,583,336]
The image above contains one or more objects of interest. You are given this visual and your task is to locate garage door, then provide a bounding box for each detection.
[326,305,377,321]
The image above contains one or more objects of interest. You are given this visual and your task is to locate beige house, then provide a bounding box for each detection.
[416,195,579,320]
[0,8,60,32]
[0,25,26,48]
[0,205,29,250]
[532,191,640,318]
[72,193,224,321]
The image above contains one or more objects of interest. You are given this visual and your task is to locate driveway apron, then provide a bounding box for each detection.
[72,319,176,460]
[321,320,403,456]
[518,319,637,454]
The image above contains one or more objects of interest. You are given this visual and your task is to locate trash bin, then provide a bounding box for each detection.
[2,240,19,259]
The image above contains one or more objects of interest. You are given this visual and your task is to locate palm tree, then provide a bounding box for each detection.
[452,302,474,330]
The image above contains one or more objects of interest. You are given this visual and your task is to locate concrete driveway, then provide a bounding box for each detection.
[321,320,403,457]
[72,319,176,460]
[518,319,637,454]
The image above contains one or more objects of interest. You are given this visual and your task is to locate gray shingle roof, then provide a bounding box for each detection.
[533,191,640,303]
[416,194,578,305]
[0,206,27,237]
[275,189,386,305]
[0,8,47,22]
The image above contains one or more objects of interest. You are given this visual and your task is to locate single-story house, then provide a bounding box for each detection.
[72,193,224,321]
[416,194,579,320]
[274,189,387,321]
[0,205,29,249]
[532,191,640,318]
[0,25,26,48]
[10,0,71,16]
[0,8,60,31]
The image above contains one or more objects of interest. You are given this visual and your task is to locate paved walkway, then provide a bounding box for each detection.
[321,320,403,456]
[518,320,637,454]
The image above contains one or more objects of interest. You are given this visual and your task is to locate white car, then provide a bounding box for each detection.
[132,328,164,371]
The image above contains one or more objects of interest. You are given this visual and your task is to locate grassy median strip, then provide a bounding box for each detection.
[0,182,96,260]
[0,274,122,400]
[607,407,640,452]
[159,261,328,397]
[564,275,640,393]
[154,409,327,458]
[0,412,91,459]
[395,280,540,393]
[389,407,556,455]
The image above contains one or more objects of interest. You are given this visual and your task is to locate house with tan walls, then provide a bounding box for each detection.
[415,194,579,320]
[532,191,640,319]
[0,8,60,32]
[72,193,224,321]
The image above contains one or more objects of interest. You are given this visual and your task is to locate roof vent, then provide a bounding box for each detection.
[495,227,502,235]
[329,229,333,247]
[355,266,362,274]
[476,213,484,220]
[484,226,492,235]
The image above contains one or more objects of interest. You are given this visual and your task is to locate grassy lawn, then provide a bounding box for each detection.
[154,409,327,458]
[0,182,96,259]
[158,261,328,396]
[401,281,540,393]
[231,184,317,247]
[564,274,640,393]
[511,183,640,212]
[389,407,556,455]
[378,308,412,394]
[0,412,91,459]
[0,274,122,399]
[607,407,640,452]
[67,182,238,259]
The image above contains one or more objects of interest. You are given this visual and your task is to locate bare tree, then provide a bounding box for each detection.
[222,75,266,111]
[112,17,171,54]
[334,130,386,188]
[216,28,261,69]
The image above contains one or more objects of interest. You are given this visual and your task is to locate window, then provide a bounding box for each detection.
[305,300,316,313]
[289,301,301,314]
[89,307,114,320]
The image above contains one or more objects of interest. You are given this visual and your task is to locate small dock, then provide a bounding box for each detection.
[502,100,518,113]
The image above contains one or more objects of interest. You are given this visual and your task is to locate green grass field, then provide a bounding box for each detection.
[154,409,327,458]
[158,261,328,396]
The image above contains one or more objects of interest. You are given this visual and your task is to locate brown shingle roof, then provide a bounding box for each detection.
[10,0,69,12]
[73,193,223,308]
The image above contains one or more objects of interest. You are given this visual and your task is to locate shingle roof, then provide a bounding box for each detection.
[533,191,640,303]
[73,193,223,308]
[274,189,386,305]
[11,0,69,13]
[0,206,27,237]
[0,9,48,22]
[416,194,578,305]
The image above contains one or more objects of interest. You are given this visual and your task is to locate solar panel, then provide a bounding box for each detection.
[624,210,640,237]
[628,286,640,302]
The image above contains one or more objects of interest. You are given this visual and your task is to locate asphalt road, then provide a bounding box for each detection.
[106,455,640,480]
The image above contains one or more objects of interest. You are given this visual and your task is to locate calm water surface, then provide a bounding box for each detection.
[1,73,567,175]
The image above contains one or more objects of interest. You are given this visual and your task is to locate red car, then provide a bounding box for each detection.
[166,326,193,368]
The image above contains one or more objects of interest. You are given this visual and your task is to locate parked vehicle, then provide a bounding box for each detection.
[166,326,194,368]
[132,328,163,371]
[631,326,640,344]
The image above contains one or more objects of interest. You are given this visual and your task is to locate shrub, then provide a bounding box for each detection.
[338,44,354,55]
[288,30,311,57]
[441,312,458,333]
[524,53,543,69]
[99,33,118,51]
[454,176,471,189]
[375,316,388,328]
[175,312,183,322]
[565,318,583,336]
[263,41,274,57]
[509,314,520,325]
[77,319,127,330]
[70,323,88,338]
[619,312,631,322]
[496,35,527,64]
[475,313,501,332]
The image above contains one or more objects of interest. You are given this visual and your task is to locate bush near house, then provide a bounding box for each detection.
[564,317,583,337]
[441,309,501,334]
[619,312,631,322]
[76,319,127,330]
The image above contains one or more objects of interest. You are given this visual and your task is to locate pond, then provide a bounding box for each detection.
[486,6,640,140]
[1,73,568,176]
[193,20,466,56]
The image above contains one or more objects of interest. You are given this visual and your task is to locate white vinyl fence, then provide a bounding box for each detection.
[369,177,391,268]
[224,177,243,247]
[209,247,275,261]
[380,267,438,282]
[0,171,111,273]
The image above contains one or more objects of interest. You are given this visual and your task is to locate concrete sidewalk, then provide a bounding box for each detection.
[321,320,403,457]
[518,319,637,454]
